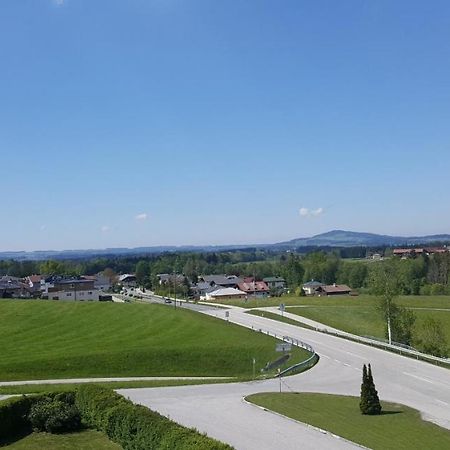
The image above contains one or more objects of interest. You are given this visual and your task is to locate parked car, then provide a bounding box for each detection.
[164,298,172,304]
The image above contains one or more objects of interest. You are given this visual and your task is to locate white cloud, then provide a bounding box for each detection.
[53,0,66,6]
[135,213,148,221]
[101,225,111,233]
[299,207,324,218]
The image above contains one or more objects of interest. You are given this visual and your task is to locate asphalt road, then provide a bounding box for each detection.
[121,307,450,450]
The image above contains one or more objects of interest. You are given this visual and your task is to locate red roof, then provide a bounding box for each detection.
[238,281,269,293]
[28,275,42,283]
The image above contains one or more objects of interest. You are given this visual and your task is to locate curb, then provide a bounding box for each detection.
[242,396,368,449]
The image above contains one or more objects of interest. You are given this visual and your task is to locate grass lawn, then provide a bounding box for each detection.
[0,378,232,395]
[0,300,311,381]
[246,310,315,330]
[3,430,120,449]
[247,393,450,450]
[288,297,450,344]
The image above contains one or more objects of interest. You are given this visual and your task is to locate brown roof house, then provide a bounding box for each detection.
[316,284,352,296]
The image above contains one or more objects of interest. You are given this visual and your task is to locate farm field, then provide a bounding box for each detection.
[247,393,450,450]
[3,430,120,449]
[0,300,311,381]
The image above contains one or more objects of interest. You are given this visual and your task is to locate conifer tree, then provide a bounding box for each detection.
[360,364,382,415]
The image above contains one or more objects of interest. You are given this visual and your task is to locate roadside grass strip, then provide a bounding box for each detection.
[246,393,450,450]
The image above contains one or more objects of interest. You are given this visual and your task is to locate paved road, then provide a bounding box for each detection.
[122,307,450,450]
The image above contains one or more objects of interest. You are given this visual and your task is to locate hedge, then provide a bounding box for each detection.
[1,387,233,449]
[75,385,233,449]
[0,392,76,440]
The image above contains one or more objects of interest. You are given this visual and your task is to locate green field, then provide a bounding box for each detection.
[0,300,311,381]
[247,393,450,450]
[216,293,450,309]
[287,295,450,344]
[3,430,120,449]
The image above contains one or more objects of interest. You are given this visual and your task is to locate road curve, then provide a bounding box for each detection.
[121,307,450,450]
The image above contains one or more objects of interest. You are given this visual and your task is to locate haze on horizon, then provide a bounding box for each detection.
[2,0,450,252]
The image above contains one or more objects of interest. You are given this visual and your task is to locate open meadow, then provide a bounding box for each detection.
[0,300,311,381]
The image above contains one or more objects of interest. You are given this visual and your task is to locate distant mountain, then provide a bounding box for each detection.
[276,230,450,248]
[1,230,450,261]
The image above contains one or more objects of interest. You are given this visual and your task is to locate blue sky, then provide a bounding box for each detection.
[1,0,450,251]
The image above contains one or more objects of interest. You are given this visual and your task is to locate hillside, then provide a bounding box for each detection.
[276,230,450,248]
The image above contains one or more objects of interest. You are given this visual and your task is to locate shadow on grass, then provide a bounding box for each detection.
[0,430,31,447]
[380,410,403,416]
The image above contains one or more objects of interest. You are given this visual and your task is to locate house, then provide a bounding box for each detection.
[25,275,44,294]
[118,274,137,288]
[316,284,352,296]
[302,280,325,296]
[197,275,243,289]
[82,274,112,292]
[0,277,30,298]
[203,287,247,301]
[237,279,270,298]
[157,273,187,286]
[47,279,100,301]
[263,277,286,289]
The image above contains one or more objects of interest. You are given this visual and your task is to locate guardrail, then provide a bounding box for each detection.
[312,326,450,367]
[249,326,318,377]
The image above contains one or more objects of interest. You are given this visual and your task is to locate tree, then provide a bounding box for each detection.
[369,262,401,344]
[360,364,382,415]
[135,260,150,287]
[414,318,448,358]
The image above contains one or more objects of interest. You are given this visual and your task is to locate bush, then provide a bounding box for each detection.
[0,396,33,439]
[76,385,233,449]
[0,392,78,441]
[29,398,81,434]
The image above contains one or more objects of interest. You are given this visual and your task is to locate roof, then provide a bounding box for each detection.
[119,274,136,282]
[303,280,325,288]
[200,275,243,286]
[319,284,352,293]
[238,281,270,293]
[209,287,247,297]
[27,275,42,283]
[263,277,285,283]
[56,279,94,286]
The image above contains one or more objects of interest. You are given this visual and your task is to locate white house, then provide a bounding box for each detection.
[203,287,247,301]
[47,279,100,301]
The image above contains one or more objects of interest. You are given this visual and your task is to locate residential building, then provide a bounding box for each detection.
[25,275,44,294]
[203,287,247,301]
[118,274,137,288]
[198,275,243,288]
[47,279,100,301]
[316,284,352,296]
[263,277,286,289]
[302,280,325,296]
[0,277,30,298]
[237,279,270,298]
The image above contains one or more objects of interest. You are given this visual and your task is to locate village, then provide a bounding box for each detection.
[0,271,354,302]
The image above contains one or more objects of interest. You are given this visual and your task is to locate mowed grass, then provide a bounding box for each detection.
[247,393,450,450]
[0,379,231,395]
[0,300,311,381]
[3,430,120,449]
[287,295,450,343]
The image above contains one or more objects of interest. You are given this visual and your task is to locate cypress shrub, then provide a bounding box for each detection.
[360,364,382,415]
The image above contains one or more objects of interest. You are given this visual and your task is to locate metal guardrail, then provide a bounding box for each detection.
[314,327,450,367]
